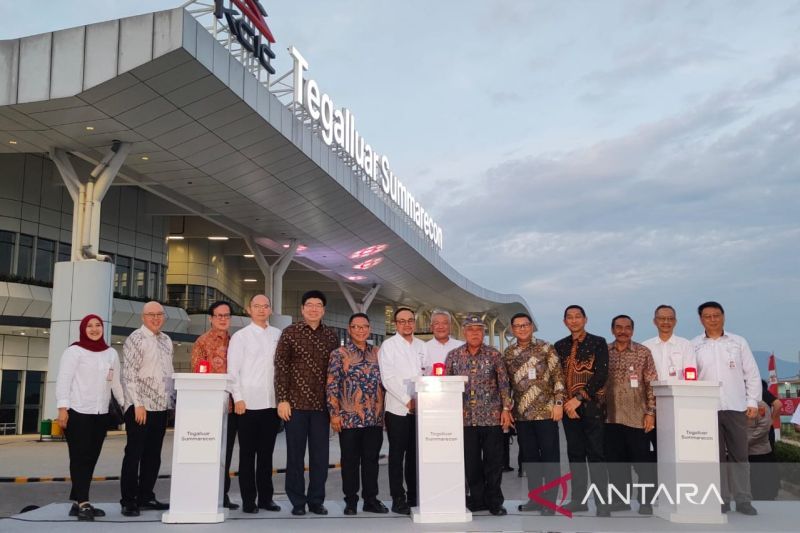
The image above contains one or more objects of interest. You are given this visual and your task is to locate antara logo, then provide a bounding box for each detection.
[528,473,724,518]
[214,0,277,74]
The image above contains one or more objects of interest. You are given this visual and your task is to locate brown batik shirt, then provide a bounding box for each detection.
[503,339,565,421]
[275,321,341,411]
[606,341,657,429]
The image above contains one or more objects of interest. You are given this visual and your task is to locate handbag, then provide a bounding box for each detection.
[108,396,125,426]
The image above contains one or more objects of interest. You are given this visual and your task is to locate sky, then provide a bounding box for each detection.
[2,1,799,366]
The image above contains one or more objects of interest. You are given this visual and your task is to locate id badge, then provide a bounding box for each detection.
[668,366,677,378]
[106,368,113,381]
[630,373,639,388]
[528,368,537,380]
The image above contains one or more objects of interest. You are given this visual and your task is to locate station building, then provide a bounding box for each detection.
[0,1,529,434]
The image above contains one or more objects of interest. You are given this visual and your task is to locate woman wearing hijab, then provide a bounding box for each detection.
[55,314,124,521]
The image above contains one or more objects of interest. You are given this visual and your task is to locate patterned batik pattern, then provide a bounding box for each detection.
[326,342,384,428]
[445,343,512,427]
[503,339,565,421]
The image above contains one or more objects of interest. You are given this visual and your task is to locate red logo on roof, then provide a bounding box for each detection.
[214,0,277,74]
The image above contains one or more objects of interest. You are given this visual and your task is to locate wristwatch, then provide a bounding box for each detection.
[554,400,564,406]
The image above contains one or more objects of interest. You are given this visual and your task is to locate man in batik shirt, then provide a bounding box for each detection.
[445,315,513,516]
[503,312,564,515]
[605,315,657,515]
[189,300,239,510]
[327,313,388,516]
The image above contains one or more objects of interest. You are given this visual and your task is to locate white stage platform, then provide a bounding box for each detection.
[3,499,798,532]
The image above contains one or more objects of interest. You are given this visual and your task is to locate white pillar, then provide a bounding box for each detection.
[488,316,498,347]
[44,261,114,419]
[44,146,129,419]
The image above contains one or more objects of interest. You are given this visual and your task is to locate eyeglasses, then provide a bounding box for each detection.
[511,323,532,329]
[251,304,270,311]
[350,324,370,331]
[144,312,164,319]
[304,303,324,309]
[395,319,415,326]
[213,314,231,319]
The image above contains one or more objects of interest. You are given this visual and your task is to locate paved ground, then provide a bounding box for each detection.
[2,429,799,532]
[0,429,531,518]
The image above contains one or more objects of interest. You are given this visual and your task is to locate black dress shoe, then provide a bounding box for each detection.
[502,466,514,473]
[344,504,357,515]
[362,499,389,514]
[70,503,106,517]
[721,502,731,513]
[291,505,306,516]
[308,503,328,515]
[489,506,508,516]
[467,502,488,513]
[596,505,611,517]
[517,500,542,512]
[563,501,589,513]
[76,503,96,522]
[608,502,631,512]
[223,495,240,510]
[120,503,140,517]
[736,502,757,516]
[138,499,169,511]
[391,499,410,515]
[638,503,653,515]
[241,504,259,514]
[258,500,281,512]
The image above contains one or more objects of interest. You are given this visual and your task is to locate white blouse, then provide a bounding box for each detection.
[56,345,124,415]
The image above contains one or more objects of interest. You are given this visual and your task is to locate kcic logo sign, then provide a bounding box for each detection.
[214,0,277,74]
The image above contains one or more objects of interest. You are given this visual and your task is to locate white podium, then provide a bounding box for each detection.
[412,376,471,524]
[653,380,726,524]
[162,373,229,523]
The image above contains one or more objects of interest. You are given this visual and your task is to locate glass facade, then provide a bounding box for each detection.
[34,238,55,282]
[133,259,147,298]
[115,256,130,296]
[22,371,44,434]
[0,370,21,432]
[17,234,33,278]
[167,284,243,314]
[0,230,14,276]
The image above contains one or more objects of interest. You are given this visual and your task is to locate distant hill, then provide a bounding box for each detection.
[754,351,799,380]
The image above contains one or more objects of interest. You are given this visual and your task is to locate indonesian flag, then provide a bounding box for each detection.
[768,354,779,396]
[768,354,781,438]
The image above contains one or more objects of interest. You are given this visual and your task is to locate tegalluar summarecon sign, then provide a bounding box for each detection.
[289,47,444,250]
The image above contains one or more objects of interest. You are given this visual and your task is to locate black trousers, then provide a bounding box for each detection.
[120,407,168,506]
[464,426,504,509]
[384,412,417,504]
[516,419,560,501]
[65,410,107,503]
[718,410,751,504]
[339,427,384,505]
[223,409,238,497]
[562,404,608,505]
[284,409,329,507]
[604,423,655,504]
[237,408,279,507]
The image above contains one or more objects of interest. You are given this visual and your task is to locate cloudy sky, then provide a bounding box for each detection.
[3,1,799,365]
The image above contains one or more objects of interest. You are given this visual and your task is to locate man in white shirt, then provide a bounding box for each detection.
[424,309,463,375]
[642,305,697,381]
[692,301,760,516]
[642,305,697,458]
[227,294,282,514]
[120,301,175,517]
[378,307,426,515]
